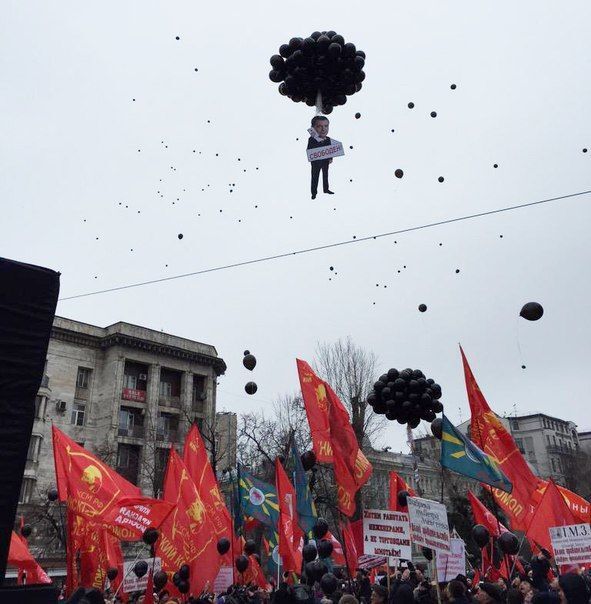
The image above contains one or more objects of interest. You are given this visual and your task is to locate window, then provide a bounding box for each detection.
[510,420,519,431]
[27,435,42,462]
[19,477,36,504]
[77,367,91,389]
[160,381,172,397]
[515,438,524,454]
[546,435,550,445]
[34,396,45,420]
[71,403,86,426]
[551,459,557,472]
[124,374,138,389]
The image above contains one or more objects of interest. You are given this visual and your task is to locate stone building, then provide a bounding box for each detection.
[22,316,226,505]
[215,411,237,475]
[456,413,579,483]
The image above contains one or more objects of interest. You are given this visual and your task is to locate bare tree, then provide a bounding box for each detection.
[314,337,384,448]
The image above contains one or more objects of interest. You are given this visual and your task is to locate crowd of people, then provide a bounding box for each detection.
[56,554,591,604]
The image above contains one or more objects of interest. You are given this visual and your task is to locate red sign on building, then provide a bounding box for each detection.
[122,388,146,403]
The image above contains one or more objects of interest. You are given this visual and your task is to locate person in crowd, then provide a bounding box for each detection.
[355,569,373,604]
[473,582,505,604]
[340,595,359,604]
[506,588,524,604]
[446,579,471,604]
[371,584,389,604]
[558,572,590,604]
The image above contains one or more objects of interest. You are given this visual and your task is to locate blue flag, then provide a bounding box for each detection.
[237,464,280,528]
[440,415,512,493]
[290,442,317,537]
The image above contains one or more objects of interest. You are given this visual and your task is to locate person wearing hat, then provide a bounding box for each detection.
[370,585,388,604]
[474,582,505,604]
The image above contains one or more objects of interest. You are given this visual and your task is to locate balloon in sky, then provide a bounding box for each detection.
[520,302,544,321]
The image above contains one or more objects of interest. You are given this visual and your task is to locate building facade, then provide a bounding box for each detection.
[22,316,226,505]
[456,413,579,483]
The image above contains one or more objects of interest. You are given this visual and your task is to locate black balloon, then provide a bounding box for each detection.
[243,353,257,371]
[422,547,433,561]
[520,302,544,321]
[472,524,491,548]
[397,490,409,508]
[395,169,404,179]
[21,524,32,538]
[142,527,159,546]
[301,450,317,471]
[431,417,443,439]
[47,487,59,502]
[217,537,230,555]
[313,518,329,539]
[107,567,118,581]
[320,573,338,595]
[179,564,190,580]
[173,572,181,586]
[154,570,168,591]
[244,539,256,556]
[418,304,427,312]
[236,555,249,573]
[498,532,519,555]
[318,539,333,558]
[178,580,190,594]
[245,381,258,395]
[134,560,148,578]
[303,543,318,563]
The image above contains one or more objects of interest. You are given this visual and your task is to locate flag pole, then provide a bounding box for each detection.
[432,553,442,604]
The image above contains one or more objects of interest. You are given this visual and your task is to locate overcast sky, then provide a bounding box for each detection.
[3,1,591,452]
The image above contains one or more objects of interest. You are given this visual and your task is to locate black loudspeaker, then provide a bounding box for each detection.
[0,584,59,603]
[0,258,60,584]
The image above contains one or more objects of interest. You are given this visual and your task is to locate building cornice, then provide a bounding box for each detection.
[51,327,227,375]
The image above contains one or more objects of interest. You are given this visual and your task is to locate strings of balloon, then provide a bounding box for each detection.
[59,188,591,301]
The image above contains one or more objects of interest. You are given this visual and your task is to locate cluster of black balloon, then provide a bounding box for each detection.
[301,518,339,591]
[243,350,258,395]
[472,524,519,556]
[269,31,366,114]
[172,564,191,594]
[368,368,443,428]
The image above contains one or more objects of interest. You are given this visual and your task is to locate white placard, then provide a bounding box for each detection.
[213,566,234,594]
[407,497,450,554]
[306,140,345,162]
[436,537,465,581]
[549,523,591,566]
[362,508,412,560]
[122,557,161,593]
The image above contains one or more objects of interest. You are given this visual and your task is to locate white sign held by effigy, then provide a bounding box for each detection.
[549,523,591,566]
[306,140,345,162]
[122,557,162,593]
[436,537,466,581]
[407,496,451,554]
[362,508,412,560]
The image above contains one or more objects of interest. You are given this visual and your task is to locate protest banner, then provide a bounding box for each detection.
[549,524,591,566]
[306,140,345,162]
[407,497,450,554]
[213,566,234,594]
[357,554,388,570]
[362,508,412,560]
[122,557,161,593]
[436,537,465,581]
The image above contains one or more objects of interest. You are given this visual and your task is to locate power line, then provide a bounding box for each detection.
[59,188,591,301]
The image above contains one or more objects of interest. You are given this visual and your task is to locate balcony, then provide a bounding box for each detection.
[159,394,180,409]
[75,386,89,400]
[118,424,145,439]
[122,388,147,403]
[156,430,178,443]
[547,445,574,455]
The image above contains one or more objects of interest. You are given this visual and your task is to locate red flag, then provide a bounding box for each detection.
[157,448,219,594]
[275,458,303,572]
[350,519,364,557]
[526,480,578,555]
[468,491,508,537]
[242,555,269,589]
[8,531,51,585]
[388,472,416,513]
[144,570,154,604]
[327,385,372,516]
[183,423,234,539]
[340,521,359,578]
[326,531,346,566]
[531,482,591,524]
[297,359,333,463]
[52,426,173,541]
[460,347,541,530]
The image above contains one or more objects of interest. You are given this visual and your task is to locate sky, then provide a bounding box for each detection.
[2,1,591,452]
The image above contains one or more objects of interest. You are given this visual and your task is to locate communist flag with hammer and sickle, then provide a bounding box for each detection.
[52,426,174,542]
